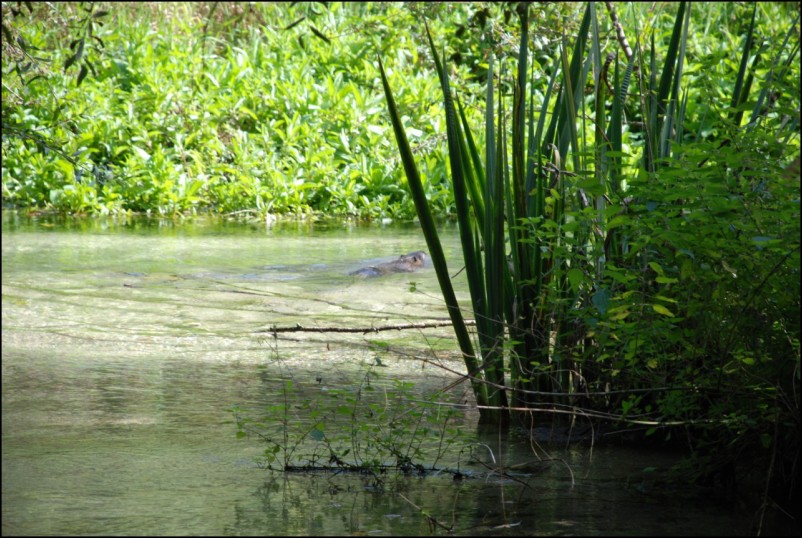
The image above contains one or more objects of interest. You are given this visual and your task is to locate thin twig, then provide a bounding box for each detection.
[258,320,475,334]
[605,2,633,62]
[397,493,454,533]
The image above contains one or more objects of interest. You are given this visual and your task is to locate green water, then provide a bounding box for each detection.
[2,212,763,536]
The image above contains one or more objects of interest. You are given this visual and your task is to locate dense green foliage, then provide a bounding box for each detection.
[2,2,496,218]
[381,0,800,528]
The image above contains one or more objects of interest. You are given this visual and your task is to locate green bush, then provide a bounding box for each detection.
[380,1,799,520]
[2,2,491,218]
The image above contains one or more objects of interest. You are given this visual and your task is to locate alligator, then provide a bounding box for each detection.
[349,251,428,278]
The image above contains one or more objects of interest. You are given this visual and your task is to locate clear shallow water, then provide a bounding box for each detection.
[1,212,766,536]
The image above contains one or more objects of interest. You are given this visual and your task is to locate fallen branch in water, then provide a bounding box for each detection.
[258,320,474,335]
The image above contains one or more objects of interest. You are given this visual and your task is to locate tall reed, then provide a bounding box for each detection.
[380,1,799,426]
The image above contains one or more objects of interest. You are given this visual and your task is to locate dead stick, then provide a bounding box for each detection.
[605,1,633,62]
[397,493,454,533]
[257,320,476,335]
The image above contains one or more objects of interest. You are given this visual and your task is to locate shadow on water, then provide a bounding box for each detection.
[1,212,784,536]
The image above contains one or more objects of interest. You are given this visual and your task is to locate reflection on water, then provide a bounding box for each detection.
[1,213,766,535]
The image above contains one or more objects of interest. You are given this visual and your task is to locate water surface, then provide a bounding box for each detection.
[2,213,766,535]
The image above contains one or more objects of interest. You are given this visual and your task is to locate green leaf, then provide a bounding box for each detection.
[204,72,219,89]
[567,267,584,293]
[2,23,13,44]
[284,17,305,31]
[309,25,330,44]
[379,26,491,415]
[652,304,675,317]
[648,261,664,275]
[132,146,151,162]
[64,51,79,71]
[77,64,88,87]
[653,295,678,303]
[593,287,611,315]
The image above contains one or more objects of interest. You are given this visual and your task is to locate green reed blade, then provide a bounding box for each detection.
[377,56,487,409]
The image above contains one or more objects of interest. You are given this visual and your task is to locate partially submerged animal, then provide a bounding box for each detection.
[350,251,428,278]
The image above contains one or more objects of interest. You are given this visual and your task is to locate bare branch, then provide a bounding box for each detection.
[258,320,475,335]
[604,2,633,62]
